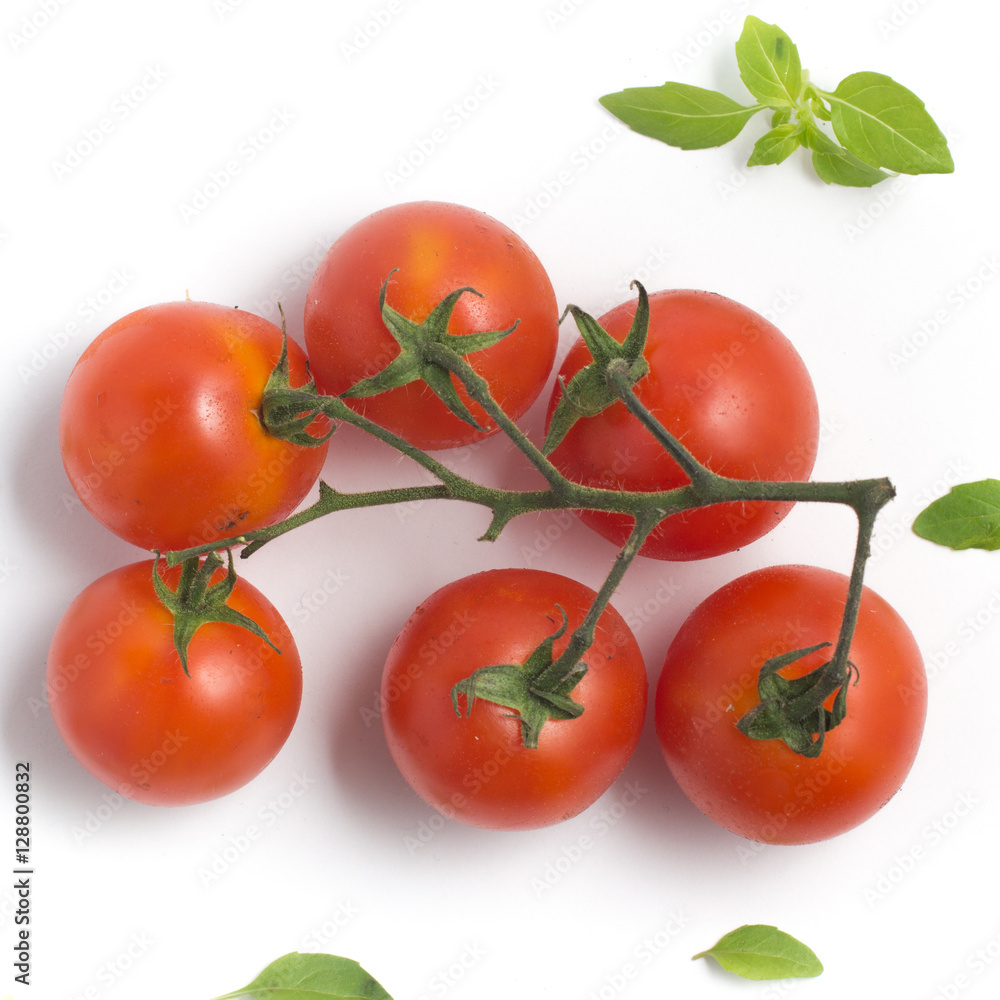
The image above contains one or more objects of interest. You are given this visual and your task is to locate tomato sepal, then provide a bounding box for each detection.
[260,308,337,447]
[543,281,651,454]
[736,642,858,757]
[450,606,587,749]
[341,272,519,433]
[151,550,280,675]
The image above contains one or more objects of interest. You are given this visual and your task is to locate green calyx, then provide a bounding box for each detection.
[341,271,518,432]
[151,550,280,675]
[260,306,337,447]
[450,608,587,749]
[735,642,858,757]
[542,280,651,454]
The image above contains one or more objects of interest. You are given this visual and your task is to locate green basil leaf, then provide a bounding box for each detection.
[600,83,761,150]
[747,123,802,166]
[735,16,802,108]
[692,925,823,981]
[810,96,832,122]
[209,953,393,1000]
[913,479,1000,551]
[823,71,954,174]
[804,124,890,187]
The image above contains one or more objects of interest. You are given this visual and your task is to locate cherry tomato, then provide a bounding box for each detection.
[46,559,302,806]
[546,289,820,560]
[654,565,926,844]
[380,568,647,830]
[303,201,559,450]
[59,301,329,552]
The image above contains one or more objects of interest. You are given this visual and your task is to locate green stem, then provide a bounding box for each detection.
[166,467,891,568]
[828,496,882,677]
[606,360,709,486]
[167,333,893,569]
[322,394,478,494]
[430,346,574,497]
[607,362,895,515]
[535,508,661,691]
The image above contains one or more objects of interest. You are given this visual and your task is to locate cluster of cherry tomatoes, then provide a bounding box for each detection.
[48,200,926,844]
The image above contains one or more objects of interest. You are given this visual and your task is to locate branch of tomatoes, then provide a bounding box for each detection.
[158,277,894,759]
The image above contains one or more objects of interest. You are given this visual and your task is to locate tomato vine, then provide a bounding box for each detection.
[161,278,895,759]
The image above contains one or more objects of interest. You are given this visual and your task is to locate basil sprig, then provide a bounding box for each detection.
[600,15,952,187]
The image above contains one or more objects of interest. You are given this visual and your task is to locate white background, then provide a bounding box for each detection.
[2,1,999,997]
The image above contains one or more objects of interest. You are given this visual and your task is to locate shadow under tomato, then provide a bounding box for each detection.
[1,620,116,812]
[616,706,741,856]
[326,621,428,831]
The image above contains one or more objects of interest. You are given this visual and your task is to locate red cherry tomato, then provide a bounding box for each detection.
[303,201,559,450]
[546,289,820,560]
[59,301,329,552]
[654,565,926,844]
[380,568,647,830]
[46,559,302,806]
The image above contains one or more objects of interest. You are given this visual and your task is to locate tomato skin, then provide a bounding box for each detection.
[303,201,559,450]
[59,301,329,552]
[380,569,647,830]
[654,565,926,844]
[46,560,302,806]
[546,289,820,560]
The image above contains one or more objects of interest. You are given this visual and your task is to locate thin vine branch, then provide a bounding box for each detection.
[428,344,575,498]
[830,496,884,672]
[605,359,709,486]
[536,508,662,691]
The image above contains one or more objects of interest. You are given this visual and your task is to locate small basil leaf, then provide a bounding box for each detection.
[600,83,761,150]
[693,925,823,981]
[804,125,890,187]
[913,479,1000,551]
[747,123,802,166]
[810,97,832,121]
[824,71,953,174]
[735,16,802,108]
